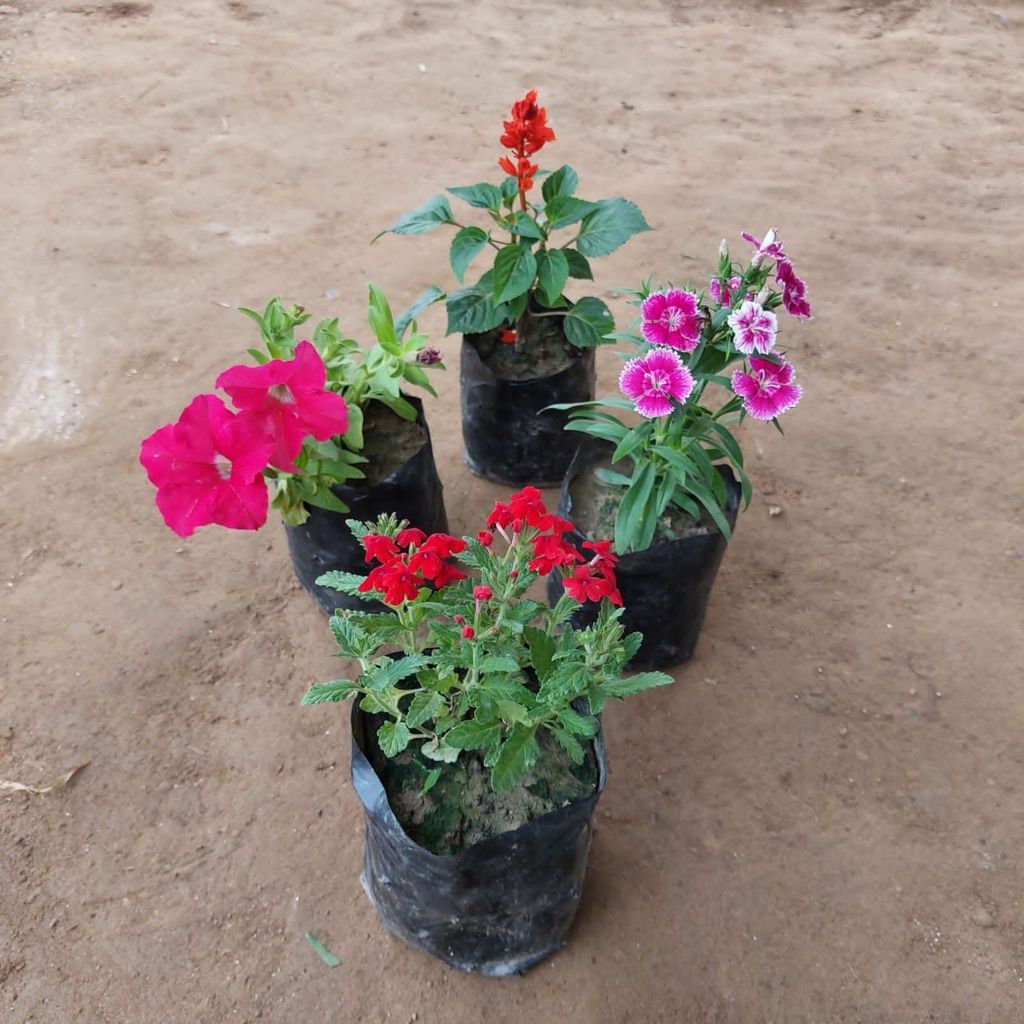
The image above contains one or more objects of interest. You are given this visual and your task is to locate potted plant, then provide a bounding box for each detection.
[377,89,651,486]
[139,285,449,613]
[302,486,671,975]
[549,229,811,668]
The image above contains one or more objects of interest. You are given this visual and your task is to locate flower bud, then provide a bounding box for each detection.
[473,585,493,601]
[453,615,465,624]
[499,328,517,344]
[509,569,519,579]
[461,625,475,639]
[718,238,728,258]
[756,287,771,305]
[416,348,442,366]
[477,530,494,547]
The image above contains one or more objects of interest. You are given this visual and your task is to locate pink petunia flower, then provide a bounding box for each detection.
[775,258,813,319]
[731,356,803,421]
[727,300,778,355]
[215,340,349,473]
[139,394,274,537]
[640,289,703,352]
[709,276,741,307]
[619,348,695,418]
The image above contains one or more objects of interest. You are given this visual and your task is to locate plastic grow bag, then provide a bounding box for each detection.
[459,337,595,487]
[548,441,741,670]
[350,702,607,976]
[285,396,448,614]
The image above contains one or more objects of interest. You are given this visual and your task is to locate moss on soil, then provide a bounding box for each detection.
[371,727,598,855]
[469,307,579,381]
[355,401,427,486]
[569,459,717,545]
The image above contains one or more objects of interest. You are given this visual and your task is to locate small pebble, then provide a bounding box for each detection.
[111,580,123,591]
[908,687,918,697]
[838,726,849,737]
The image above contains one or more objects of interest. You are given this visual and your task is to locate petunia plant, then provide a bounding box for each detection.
[377,90,651,352]
[301,487,672,792]
[139,285,444,536]
[557,229,811,554]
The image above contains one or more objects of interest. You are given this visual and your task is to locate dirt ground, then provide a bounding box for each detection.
[2,0,1023,1020]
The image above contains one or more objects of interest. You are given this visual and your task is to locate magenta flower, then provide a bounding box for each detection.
[619,348,695,418]
[709,276,741,307]
[640,289,703,352]
[727,300,778,355]
[731,357,802,421]
[776,258,813,319]
[741,228,786,267]
[139,394,274,537]
[215,341,349,473]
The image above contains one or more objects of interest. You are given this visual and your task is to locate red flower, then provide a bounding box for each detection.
[139,394,273,538]
[215,340,348,473]
[396,527,426,549]
[473,585,493,601]
[499,328,517,345]
[477,530,494,547]
[488,486,556,533]
[498,89,555,201]
[434,562,467,588]
[358,559,422,605]
[562,564,623,606]
[462,625,475,640]
[528,534,582,575]
[582,539,619,577]
[419,533,467,559]
[363,533,399,565]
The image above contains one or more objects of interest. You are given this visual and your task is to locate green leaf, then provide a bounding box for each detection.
[315,570,368,596]
[594,467,632,487]
[492,244,538,305]
[511,211,544,240]
[524,625,557,681]
[420,738,461,763]
[686,478,733,540]
[575,198,651,258]
[542,165,578,201]
[491,723,539,792]
[341,403,364,449]
[557,706,599,737]
[449,226,489,283]
[446,286,508,335]
[478,655,521,674]
[563,296,614,347]
[544,196,596,231]
[536,249,569,307]
[564,249,594,280]
[300,680,357,706]
[445,718,502,750]
[305,932,341,968]
[377,721,411,757]
[304,488,350,514]
[601,671,674,699]
[551,727,586,765]
[378,194,454,238]
[615,461,657,554]
[422,768,442,794]
[405,690,445,729]
[612,419,651,464]
[245,347,270,364]
[448,182,503,210]
[394,285,445,338]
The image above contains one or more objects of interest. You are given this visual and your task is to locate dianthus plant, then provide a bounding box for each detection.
[559,230,811,554]
[378,90,650,350]
[139,285,444,536]
[301,487,672,793]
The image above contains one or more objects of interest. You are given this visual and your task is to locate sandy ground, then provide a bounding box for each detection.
[2,0,1023,1020]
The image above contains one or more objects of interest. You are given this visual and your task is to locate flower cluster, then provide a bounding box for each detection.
[498,89,556,201]
[741,229,812,320]
[140,342,348,537]
[358,528,467,604]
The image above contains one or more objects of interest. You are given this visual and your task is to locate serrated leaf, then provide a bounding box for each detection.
[478,655,521,674]
[420,738,461,763]
[495,699,530,723]
[404,690,445,729]
[600,671,674,699]
[448,182,503,210]
[564,248,594,280]
[378,194,454,238]
[524,625,557,681]
[542,164,578,202]
[551,727,586,765]
[575,198,651,258]
[556,706,599,737]
[511,211,544,240]
[544,195,596,231]
[491,723,539,792]
[316,571,369,597]
[446,286,508,335]
[300,680,357,706]
[449,226,489,283]
[445,718,502,750]
[536,249,569,307]
[377,721,411,757]
[564,296,614,347]
[492,244,538,305]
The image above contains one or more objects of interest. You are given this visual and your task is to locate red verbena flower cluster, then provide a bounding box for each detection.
[498,89,555,201]
[358,529,467,605]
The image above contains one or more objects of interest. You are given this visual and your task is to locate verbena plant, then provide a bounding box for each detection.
[557,230,812,554]
[377,90,651,349]
[301,487,672,793]
[139,285,443,536]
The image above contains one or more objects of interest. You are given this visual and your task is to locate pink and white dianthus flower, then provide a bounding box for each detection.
[731,356,802,421]
[619,348,695,418]
[775,258,813,319]
[215,340,349,473]
[640,288,703,352]
[139,394,274,537]
[709,276,741,307]
[742,228,787,268]
[727,300,778,355]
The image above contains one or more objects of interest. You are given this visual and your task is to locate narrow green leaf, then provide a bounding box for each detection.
[422,767,442,794]
[612,419,651,464]
[551,727,585,765]
[305,932,341,968]
[615,462,657,554]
